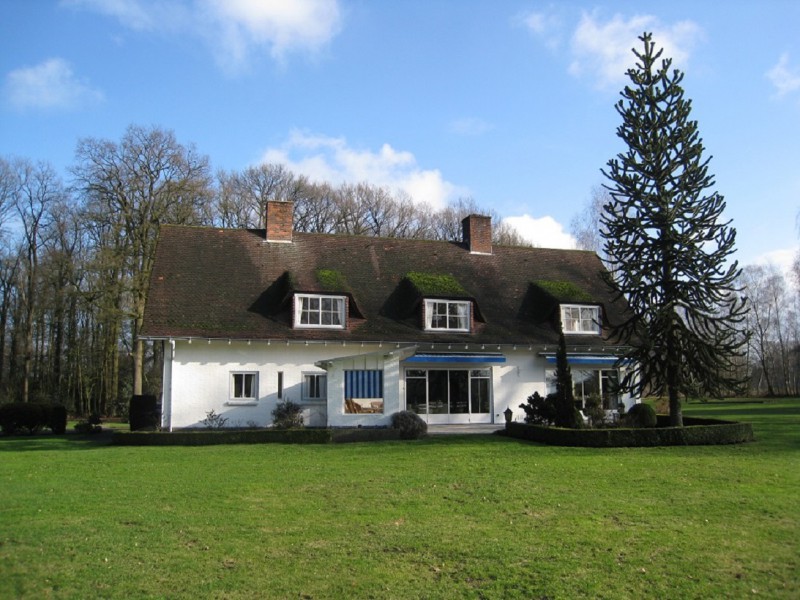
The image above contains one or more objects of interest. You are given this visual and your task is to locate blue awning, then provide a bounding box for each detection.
[543,354,621,365]
[405,353,506,364]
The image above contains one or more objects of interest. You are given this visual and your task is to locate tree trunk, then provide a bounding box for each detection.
[133,337,143,396]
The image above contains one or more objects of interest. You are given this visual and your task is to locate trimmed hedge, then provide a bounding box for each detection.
[504,416,754,447]
[129,395,160,431]
[0,403,68,435]
[113,427,415,446]
[113,428,332,446]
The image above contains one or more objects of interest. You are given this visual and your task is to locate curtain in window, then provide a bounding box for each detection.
[345,370,383,399]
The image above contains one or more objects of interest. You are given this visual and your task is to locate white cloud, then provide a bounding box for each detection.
[449,117,492,136]
[4,58,104,111]
[569,12,703,89]
[60,0,161,30]
[200,0,342,69]
[749,246,798,282]
[62,0,342,71]
[501,214,576,249]
[518,9,564,51]
[766,53,800,98]
[260,131,465,209]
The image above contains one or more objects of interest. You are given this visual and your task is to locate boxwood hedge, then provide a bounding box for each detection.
[113,427,417,446]
[113,428,332,446]
[503,416,754,447]
[0,403,67,435]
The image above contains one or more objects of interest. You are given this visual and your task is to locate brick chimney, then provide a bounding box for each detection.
[462,214,492,254]
[264,200,293,243]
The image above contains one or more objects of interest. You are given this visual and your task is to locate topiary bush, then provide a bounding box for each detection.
[390,410,428,439]
[129,395,160,431]
[271,400,304,429]
[48,404,68,434]
[625,403,657,428]
[0,403,45,435]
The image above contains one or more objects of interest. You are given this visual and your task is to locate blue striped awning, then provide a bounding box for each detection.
[345,370,383,398]
[544,355,620,365]
[405,353,506,364]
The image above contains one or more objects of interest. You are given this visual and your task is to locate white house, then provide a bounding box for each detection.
[141,201,636,430]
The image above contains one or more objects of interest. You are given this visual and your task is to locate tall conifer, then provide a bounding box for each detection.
[601,33,747,425]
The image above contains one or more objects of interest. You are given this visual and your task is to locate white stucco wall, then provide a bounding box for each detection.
[163,340,394,430]
[161,339,636,429]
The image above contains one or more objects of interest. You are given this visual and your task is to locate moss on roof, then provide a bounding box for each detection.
[405,271,469,297]
[316,268,350,292]
[534,280,594,303]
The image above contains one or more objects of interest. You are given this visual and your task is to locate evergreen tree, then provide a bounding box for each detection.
[601,33,747,426]
[554,329,579,428]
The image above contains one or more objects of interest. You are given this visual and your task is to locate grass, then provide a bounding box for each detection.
[1,400,798,599]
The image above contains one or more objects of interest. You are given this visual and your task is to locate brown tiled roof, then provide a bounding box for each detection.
[141,225,628,348]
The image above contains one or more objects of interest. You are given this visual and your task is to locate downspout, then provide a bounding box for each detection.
[162,339,175,431]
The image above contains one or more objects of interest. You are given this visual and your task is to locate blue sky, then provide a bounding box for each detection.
[2,1,799,272]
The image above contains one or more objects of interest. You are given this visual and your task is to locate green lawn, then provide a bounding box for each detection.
[1,400,798,599]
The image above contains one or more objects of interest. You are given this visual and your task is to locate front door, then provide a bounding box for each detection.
[405,368,492,424]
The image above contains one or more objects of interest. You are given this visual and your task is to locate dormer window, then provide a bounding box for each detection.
[561,304,600,335]
[425,299,470,332]
[295,294,346,329]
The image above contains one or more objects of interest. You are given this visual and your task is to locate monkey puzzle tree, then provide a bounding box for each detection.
[601,33,747,426]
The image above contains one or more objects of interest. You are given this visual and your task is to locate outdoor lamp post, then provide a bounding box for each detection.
[503,407,513,424]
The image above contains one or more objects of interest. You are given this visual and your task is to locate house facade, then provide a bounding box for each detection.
[141,201,637,430]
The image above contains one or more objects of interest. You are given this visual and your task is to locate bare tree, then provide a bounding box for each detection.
[741,264,782,395]
[570,185,609,255]
[8,159,66,402]
[72,125,213,397]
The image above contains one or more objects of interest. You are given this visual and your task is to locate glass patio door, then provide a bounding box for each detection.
[405,368,492,424]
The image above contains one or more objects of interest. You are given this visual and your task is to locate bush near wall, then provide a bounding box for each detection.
[503,416,754,447]
[0,403,68,435]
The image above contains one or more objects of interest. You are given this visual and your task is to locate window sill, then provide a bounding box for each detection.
[225,400,258,406]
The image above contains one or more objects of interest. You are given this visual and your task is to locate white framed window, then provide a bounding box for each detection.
[230,372,258,403]
[295,294,346,329]
[424,299,470,332]
[303,372,327,401]
[561,304,600,335]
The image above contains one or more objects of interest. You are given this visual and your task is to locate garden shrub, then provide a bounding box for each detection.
[584,396,606,427]
[129,395,160,431]
[390,410,428,439]
[625,403,657,428]
[519,391,556,425]
[201,409,228,429]
[74,421,103,434]
[272,400,304,429]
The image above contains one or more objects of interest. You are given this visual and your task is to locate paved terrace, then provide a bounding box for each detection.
[426,424,506,435]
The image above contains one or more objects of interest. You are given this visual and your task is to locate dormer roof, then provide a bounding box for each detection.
[141,226,628,347]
